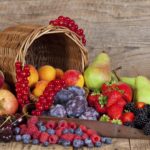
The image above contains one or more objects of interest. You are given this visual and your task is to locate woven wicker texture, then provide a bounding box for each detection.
[0,24,88,83]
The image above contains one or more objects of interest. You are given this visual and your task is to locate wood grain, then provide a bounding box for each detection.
[0,0,150,150]
[1,0,150,76]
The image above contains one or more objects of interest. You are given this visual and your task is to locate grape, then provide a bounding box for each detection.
[66,99,86,117]
[54,89,74,105]
[49,104,67,118]
[67,86,85,97]
[74,96,88,105]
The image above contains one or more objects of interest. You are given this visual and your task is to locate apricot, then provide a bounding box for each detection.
[38,65,56,82]
[32,80,49,97]
[28,65,39,88]
[56,68,64,79]
[62,70,84,88]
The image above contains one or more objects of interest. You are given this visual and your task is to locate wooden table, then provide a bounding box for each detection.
[0,138,150,150]
[1,0,150,149]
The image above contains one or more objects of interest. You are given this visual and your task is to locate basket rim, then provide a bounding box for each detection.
[15,24,88,71]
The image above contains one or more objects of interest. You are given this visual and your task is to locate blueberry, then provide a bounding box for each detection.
[22,134,31,141]
[62,140,71,146]
[23,138,30,144]
[14,127,20,135]
[47,129,55,135]
[101,137,107,143]
[84,138,92,145]
[42,111,48,116]
[105,138,112,144]
[32,139,39,145]
[43,141,49,147]
[62,129,69,134]
[73,139,82,148]
[58,138,65,144]
[87,143,94,148]
[75,128,83,136]
[95,141,102,147]
[36,121,43,127]
[69,128,74,133]
[15,135,22,142]
[39,125,46,132]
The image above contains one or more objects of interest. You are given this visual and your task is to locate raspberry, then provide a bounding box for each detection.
[49,135,58,144]
[45,120,56,129]
[26,125,38,135]
[68,122,77,130]
[91,134,101,144]
[19,124,26,129]
[61,133,74,142]
[27,116,38,125]
[82,133,89,140]
[74,135,82,140]
[55,129,63,137]
[86,129,97,136]
[32,131,41,139]
[20,126,27,135]
[40,132,49,143]
[79,125,87,132]
[58,120,68,129]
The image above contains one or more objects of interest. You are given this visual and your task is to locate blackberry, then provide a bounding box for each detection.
[134,113,149,129]
[125,102,135,112]
[124,122,135,128]
[146,105,150,117]
[143,121,150,135]
[134,106,148,116]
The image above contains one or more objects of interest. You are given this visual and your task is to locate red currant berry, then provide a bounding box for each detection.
[65,17,71,22]
[15,61,22,69]
[82,38,86,45]
[37,105,44,111]
[35,102,41,108]
[32,110,36,115]
[53,19,59,26]
[49,20,54,25]
[58,16,64,20]
[35,110,41,116]
[44,105,49,110]
[77,28,84,36]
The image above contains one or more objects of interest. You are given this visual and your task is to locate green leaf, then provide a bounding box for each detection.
[99,114,110,122]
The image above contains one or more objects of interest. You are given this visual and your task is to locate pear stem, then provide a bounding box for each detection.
[112,66,122,81]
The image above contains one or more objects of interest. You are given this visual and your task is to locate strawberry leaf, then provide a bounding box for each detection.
[98,95,107,106]
[111,119,122,125]
[99,114,110,122]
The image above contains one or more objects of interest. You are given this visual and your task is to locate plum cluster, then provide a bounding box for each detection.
[43,86,99,120]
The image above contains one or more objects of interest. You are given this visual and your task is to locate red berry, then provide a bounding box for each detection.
[68,122,77,130]
[58,16,64,20]
[27,116,38,125]
[91,134,101,144]
[49,135,58,144]
[74,135,82,140]
[46,120,56,129]
[32,130,41,139]
[58,120,68,129]
[49,20,54,24]
[82,133,89,140]
[61,133,74,142]
[53,19,59,26]
[55,128,63,137]
[26,125,38,135]
[86,129,97,136]
[77,28,84,36]
[40,132,49,143]
[79,125,87,132]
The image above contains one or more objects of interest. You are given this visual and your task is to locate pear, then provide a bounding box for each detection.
[121,77,136,89]
[84,52,111,90]
[135,76,150,104]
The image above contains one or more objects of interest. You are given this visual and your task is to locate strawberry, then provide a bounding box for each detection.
[106,90,122,107]
[107,103,123,119]
[116,97,127,107]
[117,82,133,103]
[136,102,145,109]
[121,112,135,123]
[94,95,107,114]
[87,93,100,107]
[68,122,77,130]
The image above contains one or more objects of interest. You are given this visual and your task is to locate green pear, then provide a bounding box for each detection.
[84,52,111,90]
[121,77,136,89]
[135,76,150,104]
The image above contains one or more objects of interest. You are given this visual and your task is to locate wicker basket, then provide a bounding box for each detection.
[0,24,88,84]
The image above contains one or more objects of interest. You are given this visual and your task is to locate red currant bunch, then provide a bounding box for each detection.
[32,79,66,116]
[49,16,86,46]
[15,61,30,109]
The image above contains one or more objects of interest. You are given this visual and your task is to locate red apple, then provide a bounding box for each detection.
[0,89,18,115]
[62,70,84,87]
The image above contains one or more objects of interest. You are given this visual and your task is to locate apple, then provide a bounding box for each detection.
[0,89,18,115]
[62,70,84,88]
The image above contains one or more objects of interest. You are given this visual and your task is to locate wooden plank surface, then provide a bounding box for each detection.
[0,138,131,150]
[0,0,150,150]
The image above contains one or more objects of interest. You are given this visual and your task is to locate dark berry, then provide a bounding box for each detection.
[143,121,150,135]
